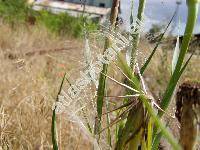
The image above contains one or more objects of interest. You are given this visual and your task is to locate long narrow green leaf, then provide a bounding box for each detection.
[152,121,170,150]
[125,0,134,66]
[152,131,162,150]
[171,36,180,74]
[147,118,153,150]
[153,52,194,144]
[51,73,66,150]
[179,51,194,77]
[159,2,199,116]
[140,9,177,75]
[95,61,108,135]
[94,0,120,139]
[105,85,112,147]
[140,95,181,150]
[52,107,59,150]
[130,0,146,70]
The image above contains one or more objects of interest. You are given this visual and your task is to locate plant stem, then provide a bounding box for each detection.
[140,96,181,150]
[115,1,146,149]
[130,0,146,70]
[52,73,66,150]
[94,0,120,138]
[159,0,199,117]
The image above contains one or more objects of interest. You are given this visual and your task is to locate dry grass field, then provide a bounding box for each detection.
[0,24,96,149]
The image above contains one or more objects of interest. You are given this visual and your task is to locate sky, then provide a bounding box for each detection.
[121,0,200,35]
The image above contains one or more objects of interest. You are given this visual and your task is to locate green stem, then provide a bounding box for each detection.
[51,73,66,150]
[130,0,146,70]
[52,110,59,150]
[140,96,181,150]
[158,0,199,117]
[94,0,120,138]
[115,1,146,149]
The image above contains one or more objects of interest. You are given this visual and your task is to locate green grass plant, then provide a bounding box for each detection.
[48,0,200,149]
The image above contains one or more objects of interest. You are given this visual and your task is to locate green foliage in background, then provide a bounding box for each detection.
[0,0,98,38]
[37,11,97,38]
[0,0,33,26]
